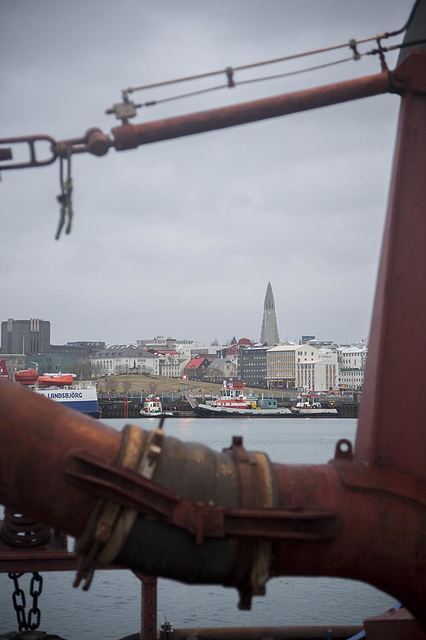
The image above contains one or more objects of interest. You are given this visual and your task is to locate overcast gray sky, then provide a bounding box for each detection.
[0,1,413,347]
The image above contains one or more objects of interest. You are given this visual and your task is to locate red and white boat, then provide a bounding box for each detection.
[195,380,292,417]
[13,369,100,418]
[140,394,174,418]
[291,390,338,417]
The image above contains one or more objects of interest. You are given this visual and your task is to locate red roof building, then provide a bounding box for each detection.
[184,357,211,380]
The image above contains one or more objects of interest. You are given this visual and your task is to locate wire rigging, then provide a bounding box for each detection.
[104,2,422,123]
[120,1,421,101]
[140,56,356,110]
[122,36,426,114]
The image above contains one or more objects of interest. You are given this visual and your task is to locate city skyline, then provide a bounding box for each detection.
[1,1,407,346]
[0,312,366,354]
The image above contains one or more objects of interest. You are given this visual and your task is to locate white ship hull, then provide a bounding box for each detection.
[35,386,100,418]
[195,403,293,417]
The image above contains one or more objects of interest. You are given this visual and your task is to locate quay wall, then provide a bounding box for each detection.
[98,397,360,419]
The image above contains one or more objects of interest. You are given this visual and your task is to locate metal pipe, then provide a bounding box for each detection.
[112,71,390,151]
[169,626,363,640]
[0,378,121,536]
[1,378,426,624]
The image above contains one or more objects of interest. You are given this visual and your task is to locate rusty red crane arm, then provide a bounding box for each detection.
[110,71,391,150]
[0,70,392,170]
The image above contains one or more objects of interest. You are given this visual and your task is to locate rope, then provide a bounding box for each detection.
[55,144,73,240]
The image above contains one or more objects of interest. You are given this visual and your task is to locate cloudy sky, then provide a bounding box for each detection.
[0,1,413,347]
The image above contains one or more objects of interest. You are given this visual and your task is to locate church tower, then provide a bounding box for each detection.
[260,282,280,346]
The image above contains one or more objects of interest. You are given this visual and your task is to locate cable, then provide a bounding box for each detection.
[124,37,378,97]
[236,56,354,88]
[136,57,355,109]
[382,0,421,37]
[139,83,228,108]
[123,3,419,99]
[135,37,425,111]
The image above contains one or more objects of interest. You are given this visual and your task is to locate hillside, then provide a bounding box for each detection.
[96,373,295,399]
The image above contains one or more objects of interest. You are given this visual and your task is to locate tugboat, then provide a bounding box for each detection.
[139,394,174,418]
[195,380,292,417]
[291,389,338,417]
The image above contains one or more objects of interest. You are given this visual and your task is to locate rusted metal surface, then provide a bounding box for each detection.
[64,450,339,541]
[112,71,390,150]
[0,135,56,170]
[2,55,422,172]
[0,128,111,171]
[0,377,122,536]
[0,520,78,573]
[2,377,426,623]
[355,51,426,480]
[169,626,363,640]
[364,607,426,640]
[135,573,158,640]
[0,71,390,171]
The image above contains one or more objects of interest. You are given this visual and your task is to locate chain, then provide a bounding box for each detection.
[8,572,43,631]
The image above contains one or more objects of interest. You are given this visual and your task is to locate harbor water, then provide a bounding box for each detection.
[0,417,395,639]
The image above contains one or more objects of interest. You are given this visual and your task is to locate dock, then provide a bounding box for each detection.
[98,396,359,419]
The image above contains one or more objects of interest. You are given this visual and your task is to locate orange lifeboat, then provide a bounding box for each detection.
[14,368,39,385]
[37,374,74,387]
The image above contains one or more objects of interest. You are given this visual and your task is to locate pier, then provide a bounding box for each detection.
[98,395,360,419]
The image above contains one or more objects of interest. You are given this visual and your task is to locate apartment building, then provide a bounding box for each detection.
[90,344,160,376]
[267,344,338,391]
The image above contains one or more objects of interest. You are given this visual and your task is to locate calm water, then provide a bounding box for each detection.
[0,417,395,638]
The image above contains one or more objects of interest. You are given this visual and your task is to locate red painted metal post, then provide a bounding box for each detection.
[137,574,158,640]
[355,52,426,478]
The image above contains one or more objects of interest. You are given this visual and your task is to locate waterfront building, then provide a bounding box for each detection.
[1,318,50,355]
[136,336,177,350]
[238,344,268,387]
[26,352,87,377]
[266,344,303,388]
[216,338,252,359]
[207,357,235,382]
[90,344,160,376]
[260,282,280,346]
[337,345,367,390]
[337,345,367,369]
[65,341,106,353]
[157,354,189,378]
[266,344,337,390]
[339,367,365,390]
[183,357,212,381]
[295,348,339,392]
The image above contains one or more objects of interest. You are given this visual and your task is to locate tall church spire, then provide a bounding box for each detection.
[260,282,280,346]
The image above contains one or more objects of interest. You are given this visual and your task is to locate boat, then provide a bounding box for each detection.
[195,380,293,417]
[291,389,338,417]
[139,393,174,418]
[38,373,75,387]
[14,367,39,385]
[14,369,100,418]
